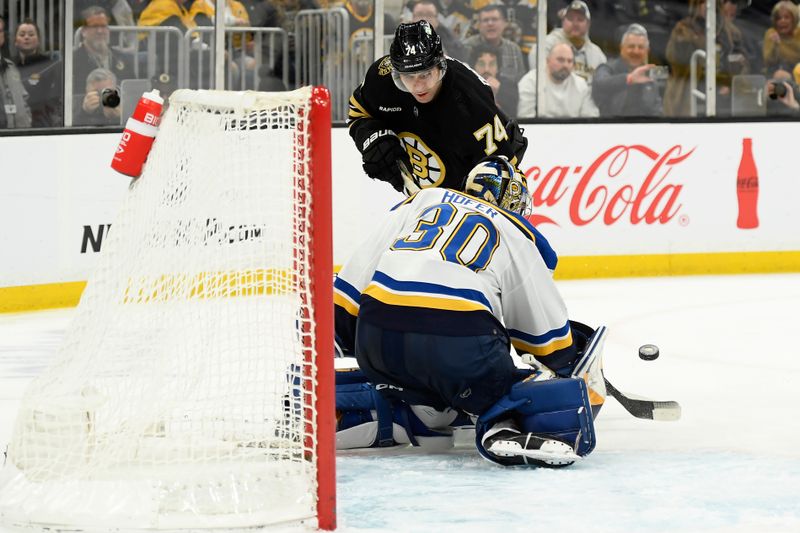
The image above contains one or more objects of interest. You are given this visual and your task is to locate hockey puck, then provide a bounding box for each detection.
[639,344,660,361]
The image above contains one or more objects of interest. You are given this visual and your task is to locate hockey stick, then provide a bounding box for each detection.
[603,378,681,421]
[398,160,420,196]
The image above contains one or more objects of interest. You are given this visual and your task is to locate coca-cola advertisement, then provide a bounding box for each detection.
[506,123,798,260]
[736,138,759,229]
[524,144,689,228]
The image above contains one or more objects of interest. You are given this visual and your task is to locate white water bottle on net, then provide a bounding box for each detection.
[0,87,336,531]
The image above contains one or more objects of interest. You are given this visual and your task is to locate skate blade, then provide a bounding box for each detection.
[488,439,580,466]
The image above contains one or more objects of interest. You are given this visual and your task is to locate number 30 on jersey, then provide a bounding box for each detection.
[391,203,499,273]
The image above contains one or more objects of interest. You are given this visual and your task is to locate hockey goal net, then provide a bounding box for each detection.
[0,87,335,530]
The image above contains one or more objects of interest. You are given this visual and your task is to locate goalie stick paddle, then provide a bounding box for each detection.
[604,378,681,421]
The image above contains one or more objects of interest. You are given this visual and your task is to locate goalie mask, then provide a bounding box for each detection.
[389,21,447,93]
[463,156,531,216]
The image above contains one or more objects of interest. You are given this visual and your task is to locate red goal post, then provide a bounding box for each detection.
[0,87,336,531]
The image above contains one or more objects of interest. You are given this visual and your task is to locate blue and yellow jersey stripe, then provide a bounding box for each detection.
[334,276,361,317]
[390,192,419,211]
[508,322,573,358]
[363,271,494,314]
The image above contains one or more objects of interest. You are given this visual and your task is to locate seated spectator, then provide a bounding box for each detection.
[720,0,762,75]
[592,24,663,117]
[471,0,537,58]
[238,0,320,86]
[224,0,258,75]
[434,0,473,40]
[464,5,527,82]
[138,0,215,88]
[138,0,214,33]
[538,1,607,87]
[74,6,136,96]
[518,42,599,118]
[716,12,756,116]
[408,0,469,62]
[0,16,32,128]
[0,14,8,58]
[765,70,800,116]
[342,0,398,78]
[0,14,10,60]
[593,0,683,63]
[763,1,800,75]
[662,0,703,117]
[75,0,137,50]
[75,68,122,126]
[663,0,752,117]
[12,19,62,127]
[471,43,518,116]
[75,0,136,27]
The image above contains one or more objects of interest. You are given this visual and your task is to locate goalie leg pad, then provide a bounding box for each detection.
[569,321,608,418]
[335,367,454,450]
[475,376,596,465]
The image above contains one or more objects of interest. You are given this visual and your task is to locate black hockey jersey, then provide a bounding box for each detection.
[348,56,523,191]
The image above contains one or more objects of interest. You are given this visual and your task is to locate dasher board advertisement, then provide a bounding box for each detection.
[517,122,797,256]
[1,123,799,303]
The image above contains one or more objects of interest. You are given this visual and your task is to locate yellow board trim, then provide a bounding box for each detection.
[0,281,87,313]
[552,251,800,280]
[3,251,800,313]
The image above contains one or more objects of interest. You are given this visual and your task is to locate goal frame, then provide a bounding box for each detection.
[308,86,336,531]
[0,86,337,532]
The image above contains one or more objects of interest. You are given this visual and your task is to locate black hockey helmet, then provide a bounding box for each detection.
[389,20,445,74]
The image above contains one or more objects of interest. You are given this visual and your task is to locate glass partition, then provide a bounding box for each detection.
[0,0,797,132]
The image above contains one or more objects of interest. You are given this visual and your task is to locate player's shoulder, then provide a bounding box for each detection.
[445,59,494,101]
[447,58,487,85]
[389,187,446,212]
[364,55,397,85]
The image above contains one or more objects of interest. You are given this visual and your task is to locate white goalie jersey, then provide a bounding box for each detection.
[334,187,578,372]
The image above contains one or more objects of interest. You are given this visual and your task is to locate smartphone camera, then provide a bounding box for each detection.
[648,66,669,81]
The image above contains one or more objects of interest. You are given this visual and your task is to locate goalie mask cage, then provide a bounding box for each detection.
[0,87,336,531]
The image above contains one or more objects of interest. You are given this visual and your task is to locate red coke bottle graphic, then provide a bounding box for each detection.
[736,137,759,229]
[111,89,164,178]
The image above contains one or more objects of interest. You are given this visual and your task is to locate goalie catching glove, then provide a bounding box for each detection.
[360,129,412,193]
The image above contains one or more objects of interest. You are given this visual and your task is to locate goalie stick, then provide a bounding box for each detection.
[603,378,681,421]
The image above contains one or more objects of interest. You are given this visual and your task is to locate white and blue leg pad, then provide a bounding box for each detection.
[569,323,608,418]
[475,377,596,465]
[335,364,455,450]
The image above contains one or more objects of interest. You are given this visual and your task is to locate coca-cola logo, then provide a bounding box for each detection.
[524,144,694,226]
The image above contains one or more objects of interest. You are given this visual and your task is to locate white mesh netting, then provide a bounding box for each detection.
[0,87,325,530]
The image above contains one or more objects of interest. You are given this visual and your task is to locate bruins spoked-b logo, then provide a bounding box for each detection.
[398,132,445,188]
[378,57,393,76]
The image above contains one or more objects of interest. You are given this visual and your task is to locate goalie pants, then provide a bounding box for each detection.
[354,318,517,416]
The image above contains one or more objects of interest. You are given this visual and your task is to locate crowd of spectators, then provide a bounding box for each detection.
[2,0,800,129]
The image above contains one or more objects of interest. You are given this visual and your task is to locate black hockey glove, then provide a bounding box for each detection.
[360,130,410,193]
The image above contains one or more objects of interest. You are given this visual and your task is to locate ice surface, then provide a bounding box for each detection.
[1,274,799,532]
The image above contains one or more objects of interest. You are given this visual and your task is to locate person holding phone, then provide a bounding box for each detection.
[591,23,664,117]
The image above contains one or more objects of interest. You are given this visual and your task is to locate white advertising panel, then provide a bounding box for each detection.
[518,122,796,256]
[1,123,797,294]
